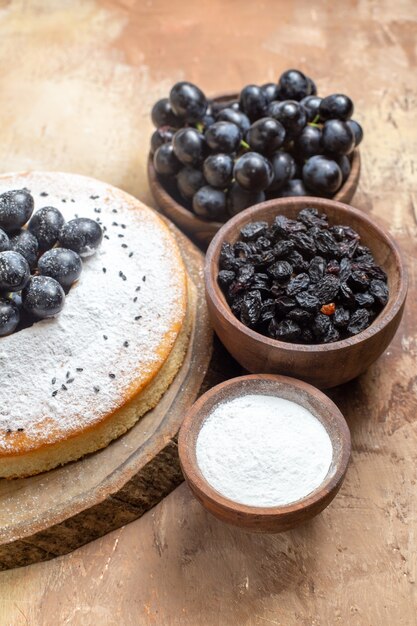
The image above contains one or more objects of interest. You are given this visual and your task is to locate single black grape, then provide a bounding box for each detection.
[246,117,286,155]
[192,186,227,221]
[346,120,363,146]
[216,107,250,133]
[22,275,65,319]
[0,189,34,233]
[303,156,343,195]
[227,182,265,216]
[300,95,322,121]
[205,121,241,153]
[239,85,268,121]
[203,154,233,188]
[278,179,308,197]
[293,125,323,160]
[153,143,182,176]
[261,83,279,103]
[150,126,175,154]
[8,229,39,268]
[28,206,65,251]
[268,151,296,191]
[38,248,82,289]
[169,82,207,122]
[0,250,30,292]
[321,120,355,156]
[268,100,307,138]
[177,167,205,199]
[234,152,274,192]
[337,156,351,182]
[59,218,103,257]
[151,98,182,128]
[0,228,9,252]
[172,128,206,166]
[0,298,20,336]
[319,94,354,121]
[277,69,312,101]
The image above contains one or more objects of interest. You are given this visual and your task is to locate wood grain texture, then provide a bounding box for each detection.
[178,374,351,532]
[0,0,416,624]
[205,197,408,388]
[0,217,213,571]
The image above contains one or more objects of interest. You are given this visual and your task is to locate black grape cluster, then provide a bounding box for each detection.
[150,69,363,222]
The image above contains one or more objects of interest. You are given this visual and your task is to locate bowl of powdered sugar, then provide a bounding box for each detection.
[178,374,351,532]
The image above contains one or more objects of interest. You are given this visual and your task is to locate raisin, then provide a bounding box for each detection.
[308,256,326,283]
[255,236,272,250]
[314,275,340,303]
[321,302,336,315]
[267,260,293,282]
[339,238,359,259]
[237,264,255,287]
[270,282,286,297]
[240,221,268,241]
[274,215,306,237]
[219,242,242,271]
[354,291,375,308]
[295,291,321,313]
[339,282,355,307]
[326,259,340,275]
[287,250,309,272]
[273,319,301,341]
[334,306,350,328]
[369,279,389,306]
[218,269,235,290]
[288,307,313,324]
[290,232,317,257]
[286,273,310,296]
[347,308,370,335]
[275,295,297,316]
[348,270,370,292]
[260,298,276,323]
[312,313,332,339]
[301,328,314,343]
[331,225,360,242]
[314,230,339,258]
[240,290,262,327]
[252,272,270,291]
[339,257,352,282]
[273,239,294,258]
[298,207,328,228]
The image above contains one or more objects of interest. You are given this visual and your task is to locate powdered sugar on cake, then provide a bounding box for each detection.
[0,172,186,451]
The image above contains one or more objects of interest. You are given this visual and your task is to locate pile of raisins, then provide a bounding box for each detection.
[218,208,389,344]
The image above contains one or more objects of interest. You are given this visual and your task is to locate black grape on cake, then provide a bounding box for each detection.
[0,188,103,337]
[149,69,363,227]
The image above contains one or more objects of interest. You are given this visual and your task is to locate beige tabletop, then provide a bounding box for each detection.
[0,1,416,624]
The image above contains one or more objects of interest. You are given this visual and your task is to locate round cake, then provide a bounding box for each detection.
[0,171,191,479]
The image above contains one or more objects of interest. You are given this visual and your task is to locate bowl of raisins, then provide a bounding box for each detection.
[205,197,407,388]
[148,70,362,247]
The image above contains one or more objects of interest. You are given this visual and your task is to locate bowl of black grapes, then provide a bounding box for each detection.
[148,69,362,247]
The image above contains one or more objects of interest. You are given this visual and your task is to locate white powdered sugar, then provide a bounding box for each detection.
[0,172,186,451]
[196,394,333,507]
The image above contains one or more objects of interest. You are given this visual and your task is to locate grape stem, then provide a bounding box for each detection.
[195,122,204,132]
[240,139,250,149]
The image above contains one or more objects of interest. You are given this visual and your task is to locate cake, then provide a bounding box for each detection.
[0,171,192,479]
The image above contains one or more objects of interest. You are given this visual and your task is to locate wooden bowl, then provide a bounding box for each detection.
[178,374,351,532]
[205,197,408,388]
[147,93,361,248]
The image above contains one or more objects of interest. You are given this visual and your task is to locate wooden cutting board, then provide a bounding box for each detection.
[0,217,215,571]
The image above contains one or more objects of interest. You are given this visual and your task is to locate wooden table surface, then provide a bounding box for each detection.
[0,1,416,624]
